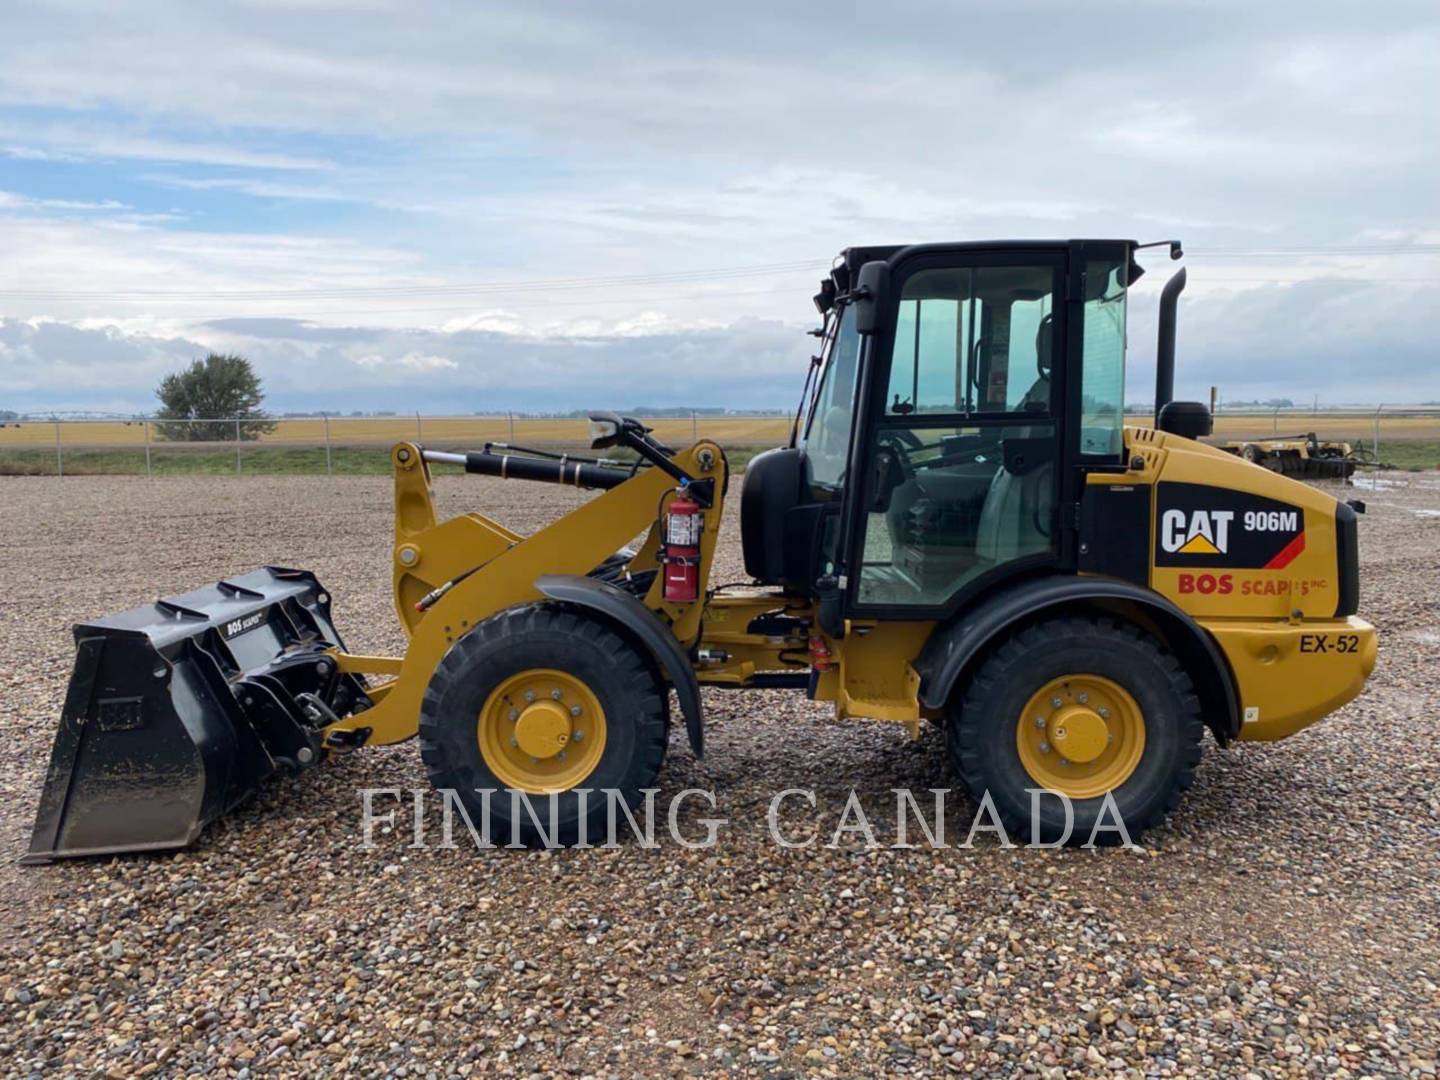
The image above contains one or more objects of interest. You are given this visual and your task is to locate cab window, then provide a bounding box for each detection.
[802,303,860,489]
[884,265,1056,418]
[1080,258,1128,458]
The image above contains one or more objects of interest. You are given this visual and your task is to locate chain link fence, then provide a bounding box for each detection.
[1,407,1437,476]
[0,413,798,476]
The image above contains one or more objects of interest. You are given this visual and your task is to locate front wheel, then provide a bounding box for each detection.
[947,617,1204,844]
[418,605,669,845]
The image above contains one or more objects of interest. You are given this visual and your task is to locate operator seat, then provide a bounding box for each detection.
[974,455,1053,563]
[976,314,1054,561]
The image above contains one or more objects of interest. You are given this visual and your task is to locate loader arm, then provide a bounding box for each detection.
[322,439,727,747]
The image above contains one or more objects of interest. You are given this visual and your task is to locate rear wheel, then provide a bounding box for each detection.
[419,605,669,845]
[947,617,1203,843]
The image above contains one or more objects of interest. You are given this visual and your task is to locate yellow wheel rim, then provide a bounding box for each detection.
[1015,674,1145,799]
[477,668,607,793]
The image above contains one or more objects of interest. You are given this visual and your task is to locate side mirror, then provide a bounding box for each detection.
[587,412,622,449]
[1156,400,1212,440]
[854,260,889,335]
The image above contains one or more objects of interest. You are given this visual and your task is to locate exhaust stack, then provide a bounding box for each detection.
[1154,266,1187,420]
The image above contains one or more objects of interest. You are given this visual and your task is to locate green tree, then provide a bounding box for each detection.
[155,354,277,441]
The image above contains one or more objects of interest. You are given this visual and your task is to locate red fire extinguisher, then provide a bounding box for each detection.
[661,490,704,602]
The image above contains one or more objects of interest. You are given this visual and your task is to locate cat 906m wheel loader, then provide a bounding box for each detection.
[25,239,1377,859]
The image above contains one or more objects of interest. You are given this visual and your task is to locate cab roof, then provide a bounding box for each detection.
[838,239,1140,273]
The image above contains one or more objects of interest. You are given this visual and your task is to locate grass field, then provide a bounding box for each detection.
[0,415,796,450]
[2,413,1436,475]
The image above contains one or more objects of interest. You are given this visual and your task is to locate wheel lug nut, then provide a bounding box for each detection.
[1059,758,1070,767]
[557,750,566,760]
[1038,741,1051,754]
[1034,717,1046,729]
[510,737,518,747]
[524,690,536,703]
[570,705,582,717]
[508,708,519,721]
[1076,692,1088,704]
[572,731,583,742]
[551,689,563,700]
[1098,707,1110,719]
[1050,697,1062,708]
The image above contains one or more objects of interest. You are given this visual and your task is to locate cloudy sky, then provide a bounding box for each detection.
[1,0,1436,415]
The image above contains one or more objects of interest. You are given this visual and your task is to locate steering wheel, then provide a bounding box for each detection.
[878,427,924,451]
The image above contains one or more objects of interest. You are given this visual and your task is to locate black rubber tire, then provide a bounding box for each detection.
[947,617,1204,845]
[418,604,669,846]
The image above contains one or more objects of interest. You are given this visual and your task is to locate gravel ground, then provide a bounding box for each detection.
[1,470,1437,1079]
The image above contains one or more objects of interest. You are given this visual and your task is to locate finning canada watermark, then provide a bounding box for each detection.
[358,786,1138,851]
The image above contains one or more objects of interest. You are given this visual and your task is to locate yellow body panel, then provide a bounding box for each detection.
[811,622,933,733]
[1206,616,1376,741]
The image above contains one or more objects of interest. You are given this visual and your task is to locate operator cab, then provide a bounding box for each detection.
[741,239,1181,620]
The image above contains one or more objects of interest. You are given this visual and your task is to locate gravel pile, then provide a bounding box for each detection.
[0,470,1437,1078]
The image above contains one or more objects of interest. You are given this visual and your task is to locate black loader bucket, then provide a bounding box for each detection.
[23,567,368,863]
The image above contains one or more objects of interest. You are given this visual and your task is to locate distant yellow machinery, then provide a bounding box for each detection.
[1220,432,1379,478]
[26,239,1377,860]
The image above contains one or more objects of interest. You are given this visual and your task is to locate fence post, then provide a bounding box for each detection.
[323,414,333,475]
[235,418,242,474]
[507,411,515,441]
[415,411,423,442]
[54,419,63,477]
[1373,404,1383,461]
[144,419,152,478]
[691,411,698,441]
[1273,406,1280,433]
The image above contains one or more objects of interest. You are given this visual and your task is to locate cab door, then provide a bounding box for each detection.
[843,249,1067,616]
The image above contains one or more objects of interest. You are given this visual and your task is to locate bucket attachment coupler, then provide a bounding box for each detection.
[24,567,366,863]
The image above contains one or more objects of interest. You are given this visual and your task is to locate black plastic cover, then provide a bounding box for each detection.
[1157,400,1213,440]
[740,447,805,584]
[1078,484,1151,586]
[1334,500,1360,617]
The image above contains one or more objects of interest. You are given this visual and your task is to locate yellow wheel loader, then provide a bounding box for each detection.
[24,239,1378,859]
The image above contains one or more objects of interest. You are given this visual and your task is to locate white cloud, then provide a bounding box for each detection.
[352,351,458,371]
[0,118,334,170]
[139,174,352,202]
[0,191,130,212]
